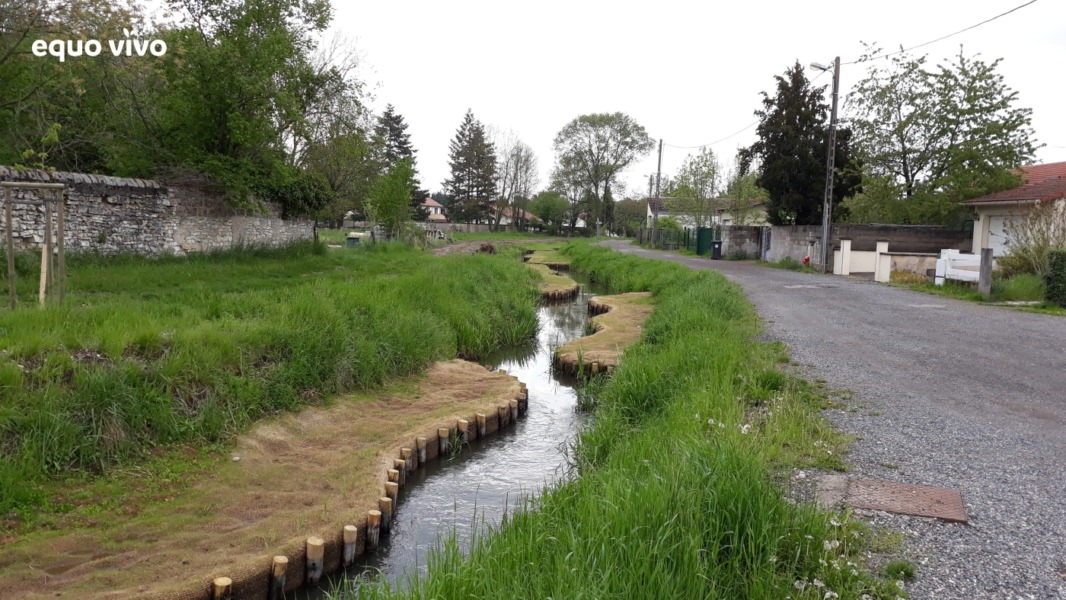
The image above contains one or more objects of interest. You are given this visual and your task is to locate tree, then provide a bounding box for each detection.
[490,128,538,231]
[743,62,860,225]
[847,44,1038,226]
[552,113,654,230]
[723,156,768,226]
[442,110,497,223]
[374,104,429,219]
[672,147,721,228]
[613,197,647,236]
[365,158,414,238]
[528,190,569,230]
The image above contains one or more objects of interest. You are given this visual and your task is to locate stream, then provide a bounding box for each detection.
[298,284,595,598]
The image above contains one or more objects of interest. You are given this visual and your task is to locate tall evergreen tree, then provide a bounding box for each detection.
[375,104,429,219]
[442,110,497,223]
[742,62,860,225]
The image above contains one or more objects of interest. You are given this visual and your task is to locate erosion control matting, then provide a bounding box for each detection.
[0,360,526,600]
[816,474,968,523]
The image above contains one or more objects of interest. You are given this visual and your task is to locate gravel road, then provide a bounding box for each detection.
[602,240,1066,600]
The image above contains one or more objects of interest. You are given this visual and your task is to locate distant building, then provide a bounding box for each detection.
[421,197,447,223]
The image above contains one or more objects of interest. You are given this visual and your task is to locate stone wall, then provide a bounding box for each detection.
[721,225,764,258]
[0,167,313,256]
[766,224,972,265]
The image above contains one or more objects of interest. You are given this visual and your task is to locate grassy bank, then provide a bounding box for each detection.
[335,242,902,599]
[0,242,539,517]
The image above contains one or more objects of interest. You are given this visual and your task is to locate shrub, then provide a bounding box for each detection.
[1000,201,1066,277]
[1044,250,1066,307]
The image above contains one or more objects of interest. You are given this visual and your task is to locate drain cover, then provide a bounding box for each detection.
[817,475,968,523]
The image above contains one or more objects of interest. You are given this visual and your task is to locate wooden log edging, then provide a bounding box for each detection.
[203,375,530,599]
[541,284,580,303]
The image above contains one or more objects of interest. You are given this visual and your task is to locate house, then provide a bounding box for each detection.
[647,196,767,228]
[491,204,541,229]
[960,162,1066,257]
[420,197,447,223]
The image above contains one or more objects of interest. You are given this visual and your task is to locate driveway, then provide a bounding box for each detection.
[602,240,1066,599]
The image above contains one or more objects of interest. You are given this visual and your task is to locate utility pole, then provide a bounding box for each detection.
[819,57,840,273]
[655,139,663,198]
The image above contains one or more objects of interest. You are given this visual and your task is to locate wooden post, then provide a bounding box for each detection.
[55,190,65,304]
[385,481,398,504]
[416,436,427,465]
[401,447,414,471]
[366,510,381,550]
[378,496,393,535]
[211,577,232,600]
[438,427,450,455]
[6,187,16,310]
[387,468,400,485]
[509,399,519,422]
[268,556,287,600]
[476,413,486,437]
[498,405,508,427]
[979,247,993,298]
[342,525,358,567]
[393,458,407,486]
[305,536,324,585]
[457,419,469,443]
[38,240,48,305]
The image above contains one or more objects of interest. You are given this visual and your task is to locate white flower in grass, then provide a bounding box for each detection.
[812,578,825,588]
[739,423,751,435]
[823,539,840,551]
[793,580,807,591]
[850,569,858,576]
[829,517,841,527]
[823,592,839,600]
[861,595,873,600]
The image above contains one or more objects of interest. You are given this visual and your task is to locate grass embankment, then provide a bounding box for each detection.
[0,242,539,521]
[335,242,904,600]
[554,292,654,376]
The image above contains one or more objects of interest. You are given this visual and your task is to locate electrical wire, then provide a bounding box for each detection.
[844,0,1039,65]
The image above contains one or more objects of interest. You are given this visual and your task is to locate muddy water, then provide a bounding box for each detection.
[299,286,594,597]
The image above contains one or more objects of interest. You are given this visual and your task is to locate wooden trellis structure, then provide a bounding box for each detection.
[2,181,67,309]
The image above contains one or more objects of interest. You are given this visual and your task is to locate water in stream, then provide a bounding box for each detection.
[298,285,595,598]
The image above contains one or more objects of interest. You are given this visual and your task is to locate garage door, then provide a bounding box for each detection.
[987,216,1012,257]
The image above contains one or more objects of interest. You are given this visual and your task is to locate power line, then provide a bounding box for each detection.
[660,68,829,151]
[844,0,1039,65]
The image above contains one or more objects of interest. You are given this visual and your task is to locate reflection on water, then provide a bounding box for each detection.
[299,286,595,597]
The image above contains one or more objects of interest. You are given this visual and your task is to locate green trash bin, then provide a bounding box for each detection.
[696,227,714,256]
[345,232,362,248]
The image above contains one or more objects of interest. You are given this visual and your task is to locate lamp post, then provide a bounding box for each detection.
[810,57,840,273]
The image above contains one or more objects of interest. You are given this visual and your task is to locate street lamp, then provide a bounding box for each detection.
[810,57,840,274]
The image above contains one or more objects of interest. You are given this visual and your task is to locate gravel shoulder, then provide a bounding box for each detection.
[603,240,1066,600]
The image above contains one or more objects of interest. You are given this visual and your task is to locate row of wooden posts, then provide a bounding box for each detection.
[209,383,529,600]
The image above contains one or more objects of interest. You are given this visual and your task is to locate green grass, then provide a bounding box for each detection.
[329,242,902,600]
[897,273,1066,315]
[0,241,540,517]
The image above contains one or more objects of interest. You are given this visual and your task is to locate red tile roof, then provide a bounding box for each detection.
[421,197,444,208]
[961,162,1066,205]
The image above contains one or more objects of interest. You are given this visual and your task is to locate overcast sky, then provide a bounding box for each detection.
[329,0,1065,198]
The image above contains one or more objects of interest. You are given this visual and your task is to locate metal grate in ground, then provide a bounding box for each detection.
[816,474,968,523]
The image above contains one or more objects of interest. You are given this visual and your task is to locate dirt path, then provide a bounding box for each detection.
[0,360,524,600]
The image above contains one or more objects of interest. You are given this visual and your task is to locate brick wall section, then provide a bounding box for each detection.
[766,224,972,263]
[0,167,313,256]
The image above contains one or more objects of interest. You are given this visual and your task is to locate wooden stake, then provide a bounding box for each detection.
[55,190,65,304]
[387,468,400,486]
[38,241,47,306]
[416,436,427,465]
[366,510,381,550]
[5,188,15,310]
[385,481,398,504]
[306,536,324,585]
[476,413,487,437]
[401,447,414,471]
[457,418,469,443]
[498,405,508,427]
[438,427,450,455]
[211,576,232,600]
[509,399,519,422]
[393,458,407,486]
[378,496,393,535]
[268,556,287,600]
[342,525,358,567]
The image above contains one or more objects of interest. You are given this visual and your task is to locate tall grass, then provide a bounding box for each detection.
[0,242,539,514]
[331,242,901,599]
